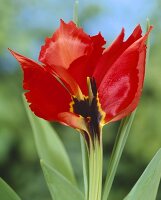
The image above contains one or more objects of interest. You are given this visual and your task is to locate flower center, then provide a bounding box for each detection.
[70,77,105,142]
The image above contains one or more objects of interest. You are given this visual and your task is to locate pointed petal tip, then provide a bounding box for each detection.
[93,32,106,45]
[8,48,16,56]
[147,25,153,32]
[8,48,26,61]
[60,19,67,26]
[133,24,142,35]
[121,27,125,35]
[60,18,64,23]
[135,24,142,30]
[115,27,125,42]
[8,48,40,70]
[141,25,153,46]
[8,47,12,52]
[121,27,125,33]
[59,19,76,28]
[147,25,153,35]
[8,48,24,62]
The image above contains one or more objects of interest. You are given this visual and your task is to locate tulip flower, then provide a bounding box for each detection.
[9,20,152,200]
[9,20,152,143]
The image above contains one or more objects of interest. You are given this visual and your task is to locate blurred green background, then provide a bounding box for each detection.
[0,0,161,199]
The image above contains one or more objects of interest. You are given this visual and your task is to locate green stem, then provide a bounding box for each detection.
[88,135,103,200]
[73,0,79,26]
[102,111,136,200]
[80,135,89,200]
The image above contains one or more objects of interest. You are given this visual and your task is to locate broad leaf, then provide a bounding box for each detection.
[41,160,84,200]
[23,97,76,185]
[0,178,21,200]
[124,148,161,200]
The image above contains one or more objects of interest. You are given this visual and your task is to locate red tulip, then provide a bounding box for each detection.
[9,20,152,143]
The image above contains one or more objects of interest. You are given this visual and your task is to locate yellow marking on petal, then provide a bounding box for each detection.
[87,76,106,126]
[96,93,106,126]
[69,95,89,113]
[87,77,93,103]
[69,96,75,113]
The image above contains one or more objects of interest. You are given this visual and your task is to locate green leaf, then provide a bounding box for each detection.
[124,148,161,200]
[41,160,84,200]
[23,97,76,185]
[102,111,136,200]
[0,178,21,200]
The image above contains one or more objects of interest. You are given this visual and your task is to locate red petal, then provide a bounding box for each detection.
[46,64,82,98]
[39,19,92,69]
[39,21,105,96]
[68,32,106,95]
[9,49,71,121]
[97,26,153,123]
[58,112,88,131]
[90,32,106,66]
[94,25,143,86]
[68,56,89,95]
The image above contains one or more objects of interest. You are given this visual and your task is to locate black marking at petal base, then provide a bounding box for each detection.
[72,97,90,118]
[89,77,97,97]
[88,94,102,142]
[71,77,104,146]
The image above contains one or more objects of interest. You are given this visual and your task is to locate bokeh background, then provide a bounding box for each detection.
[0,0,161,199]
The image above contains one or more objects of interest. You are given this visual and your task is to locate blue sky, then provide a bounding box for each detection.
[4,0,156,71]
[20,0,155,38]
